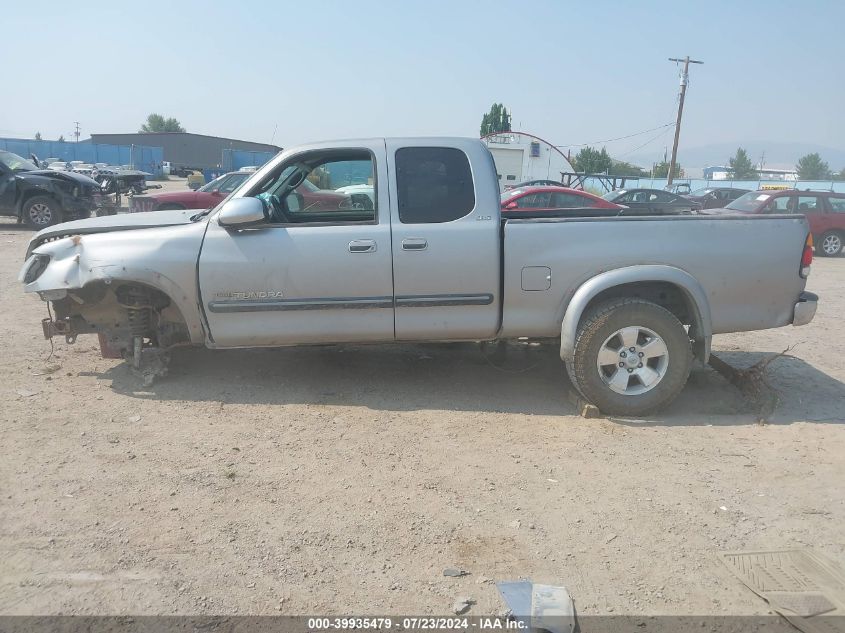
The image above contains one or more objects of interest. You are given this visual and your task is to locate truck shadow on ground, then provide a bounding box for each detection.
[101,344,845,425]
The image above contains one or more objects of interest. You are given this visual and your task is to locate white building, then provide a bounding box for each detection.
[482,131,574,187]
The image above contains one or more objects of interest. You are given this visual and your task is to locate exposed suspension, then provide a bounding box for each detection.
[117,286,153,338]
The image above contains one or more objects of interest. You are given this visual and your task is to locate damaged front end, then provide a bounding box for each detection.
[20,235,193,386]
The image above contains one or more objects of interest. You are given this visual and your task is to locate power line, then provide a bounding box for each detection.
[616,125,675,160]
[554,122,675,149]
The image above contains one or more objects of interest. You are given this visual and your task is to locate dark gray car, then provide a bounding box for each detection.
[602,188,700,215]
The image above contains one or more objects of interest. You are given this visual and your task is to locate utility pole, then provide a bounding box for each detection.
[73,121,81,143]
[666,56,703,186]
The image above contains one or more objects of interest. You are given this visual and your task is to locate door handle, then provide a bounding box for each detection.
[402,238,428,251]
[348,239,376,253]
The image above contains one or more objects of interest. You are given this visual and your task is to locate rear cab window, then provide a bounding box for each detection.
[396,147,475,223]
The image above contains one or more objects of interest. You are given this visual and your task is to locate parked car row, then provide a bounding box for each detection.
[702,189,845,256]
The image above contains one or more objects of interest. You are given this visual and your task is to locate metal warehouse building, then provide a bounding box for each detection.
[89,132,281,171]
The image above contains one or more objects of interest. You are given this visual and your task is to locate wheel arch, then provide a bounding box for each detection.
[91,272,205,345]
[16,188,61,217]
[559,265,712,363]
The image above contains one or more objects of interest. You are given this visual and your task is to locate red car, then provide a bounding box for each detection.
[129,171,352,213]
[500,186,623,214]
[704,189,845,256]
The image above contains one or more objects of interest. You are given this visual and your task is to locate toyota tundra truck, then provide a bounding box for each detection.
[19,138,818,414]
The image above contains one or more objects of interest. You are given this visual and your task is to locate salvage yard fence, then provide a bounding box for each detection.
[582,176,845,194]
[0,138,164,176]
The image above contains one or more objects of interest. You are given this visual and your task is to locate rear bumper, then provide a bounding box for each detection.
[792,291,818,326]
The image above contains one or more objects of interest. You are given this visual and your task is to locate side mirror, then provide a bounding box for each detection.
[218,197,266,228]
[504,201,519,210]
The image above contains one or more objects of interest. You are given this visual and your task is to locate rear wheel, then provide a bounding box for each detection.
[22,196,63,229]
[818,231,843,257]
[567,298,692,416]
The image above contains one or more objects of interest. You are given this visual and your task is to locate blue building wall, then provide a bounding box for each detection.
[222,149,277,171]
[0,138,164,175]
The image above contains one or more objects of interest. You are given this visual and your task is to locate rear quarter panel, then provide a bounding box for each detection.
[501,214,809,337]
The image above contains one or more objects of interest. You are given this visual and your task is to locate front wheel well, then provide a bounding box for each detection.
[18,190,61,215]
[51,281,191,350]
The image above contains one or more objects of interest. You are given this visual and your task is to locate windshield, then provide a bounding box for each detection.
[689,187,713,196]
[0,150,38,172]
[198,174,228,192]
[726,191,769,212]
[602,190,623,200]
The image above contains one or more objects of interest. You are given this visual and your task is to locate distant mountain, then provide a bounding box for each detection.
[627,141,845,171]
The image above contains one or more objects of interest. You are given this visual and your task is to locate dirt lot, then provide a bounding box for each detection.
[1,220,843,616]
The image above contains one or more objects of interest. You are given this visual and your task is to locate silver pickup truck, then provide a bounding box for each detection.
[19,137,818,414]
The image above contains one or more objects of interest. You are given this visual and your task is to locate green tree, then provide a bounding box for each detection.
[796,153,831,179]
[652,160,682,178]
[57,135,65,142]
[572,146,612,173]
[729,147,757,180]
[34,132,42,141]
[140,113,186,133]
[608,160,648,177]
[479,103,511,136]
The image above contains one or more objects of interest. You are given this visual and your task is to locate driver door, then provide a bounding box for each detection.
[197,140,394,347]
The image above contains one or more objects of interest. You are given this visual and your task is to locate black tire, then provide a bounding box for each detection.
[818,231,843,257]
[21,195,64,229]
[157,203,185,211]
[566,298,692,416]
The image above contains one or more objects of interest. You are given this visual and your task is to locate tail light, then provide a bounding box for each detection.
[800,234,813,278]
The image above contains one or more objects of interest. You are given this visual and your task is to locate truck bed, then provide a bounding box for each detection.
[500,213,810,338]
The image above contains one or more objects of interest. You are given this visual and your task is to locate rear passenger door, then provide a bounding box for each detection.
[794,195,824,235]
[387,141,501,340]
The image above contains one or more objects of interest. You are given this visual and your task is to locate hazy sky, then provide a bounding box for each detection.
[3,0,843,165]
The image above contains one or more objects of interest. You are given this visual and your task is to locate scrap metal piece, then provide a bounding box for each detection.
[127,347,171,387]
[721,549,845,633]
[496,580,575,633]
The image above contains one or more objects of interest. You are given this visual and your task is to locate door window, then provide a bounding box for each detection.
[516,192,552,208]
[827,196,845,212]
[552,192,595,208]
[764,196,791,213]
[795,196,821,214]
[396,147,475,223]
[250,150,376,224]
[649,191,674,202]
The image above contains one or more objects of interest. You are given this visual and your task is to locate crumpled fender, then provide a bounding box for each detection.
[20,224,208,345]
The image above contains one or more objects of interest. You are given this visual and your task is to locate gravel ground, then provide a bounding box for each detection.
[1,222,843,616]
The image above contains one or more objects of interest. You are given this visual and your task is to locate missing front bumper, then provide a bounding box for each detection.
[41,317,77,342]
